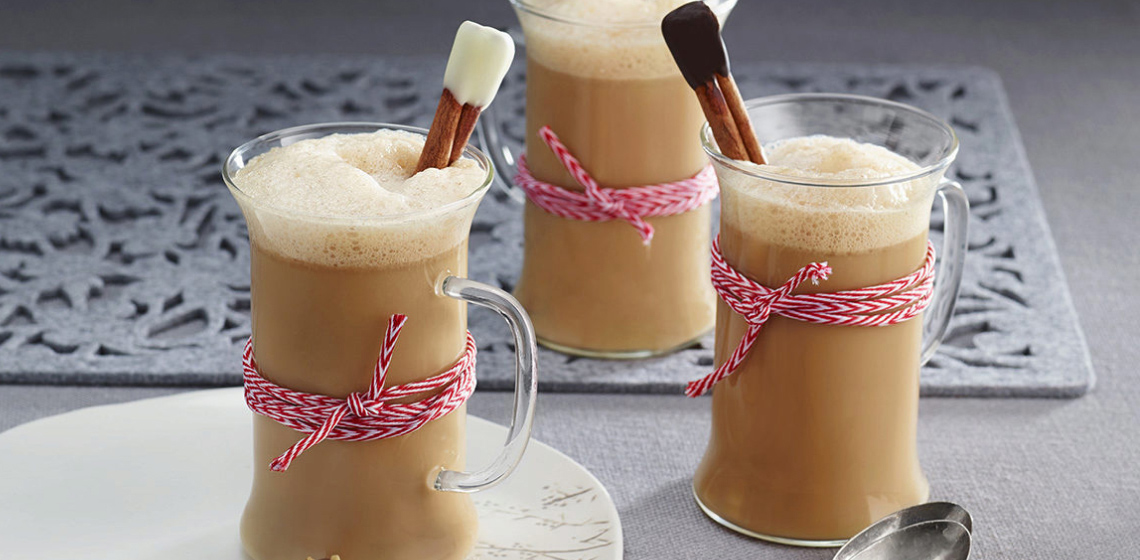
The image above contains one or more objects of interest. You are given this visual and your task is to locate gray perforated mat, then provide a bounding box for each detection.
[0,53,1092,396]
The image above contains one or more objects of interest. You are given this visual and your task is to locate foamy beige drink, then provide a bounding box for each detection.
[695,135,938,543]
[223,124,535,560]
[508,0,735,356]
[691,95,972,544]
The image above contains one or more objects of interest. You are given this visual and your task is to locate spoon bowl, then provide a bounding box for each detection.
[835,502,973,560]
[839,520,970,560]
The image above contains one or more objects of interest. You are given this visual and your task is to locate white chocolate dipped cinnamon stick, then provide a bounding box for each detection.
[416,21,515,172]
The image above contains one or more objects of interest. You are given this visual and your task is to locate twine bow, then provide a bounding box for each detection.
[514,126,718,244]
[686,236,936,397]
[243,314,477,472]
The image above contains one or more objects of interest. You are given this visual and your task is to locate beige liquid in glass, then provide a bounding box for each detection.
[695,136,938,542]
[512,0,721,355]
[230,130,486,560]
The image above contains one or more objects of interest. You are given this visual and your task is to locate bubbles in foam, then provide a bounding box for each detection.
[518,0,733,79]
[719,135,940,255]
[526,0,693,23]
[762,136,919,183]
[231,129,487,268]
[235,129,483,217]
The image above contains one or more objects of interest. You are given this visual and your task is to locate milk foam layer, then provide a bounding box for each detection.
[719,135,939,255]
[518,0,733,79]
[232,130,487,268]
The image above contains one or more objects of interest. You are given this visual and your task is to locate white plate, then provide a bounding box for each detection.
[0,388,622,560]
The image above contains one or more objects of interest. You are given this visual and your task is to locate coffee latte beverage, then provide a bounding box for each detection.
[511,0,735,356]
[228,128,488,560]
[696,135,941,542]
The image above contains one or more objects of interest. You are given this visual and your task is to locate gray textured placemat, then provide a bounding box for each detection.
[0,53,1092,397]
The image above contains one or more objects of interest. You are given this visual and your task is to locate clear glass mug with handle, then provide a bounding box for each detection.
[478,0,737,358]
[223,122,538,560]
[693,94,969,546]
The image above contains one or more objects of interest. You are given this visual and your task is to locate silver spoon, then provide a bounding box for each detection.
[835,502,973,560]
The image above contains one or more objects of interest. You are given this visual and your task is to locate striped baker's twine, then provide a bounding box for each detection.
[686,236,936,397]
[243,314,477,472]
[514,126,718,244]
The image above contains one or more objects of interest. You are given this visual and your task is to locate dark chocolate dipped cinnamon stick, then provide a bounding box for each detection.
[662,2,766,164]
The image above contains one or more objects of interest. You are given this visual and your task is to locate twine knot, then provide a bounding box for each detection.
[738,294,776,325]
[244,313,478,472]
[513,126,719,245]
[345,392,382,418]
[684,236,936,398]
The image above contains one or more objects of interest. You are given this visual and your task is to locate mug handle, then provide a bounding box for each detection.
[476,107,526,203]
[920,180,970,363]
[476,27,528,203]
[434,276,538,493]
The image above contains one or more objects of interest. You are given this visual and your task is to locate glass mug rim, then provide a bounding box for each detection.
[701,93,960,189]
[510,0,738,29]
[222,121,494,224]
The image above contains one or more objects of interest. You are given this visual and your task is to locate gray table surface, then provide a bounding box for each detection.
[1,1,1138,559]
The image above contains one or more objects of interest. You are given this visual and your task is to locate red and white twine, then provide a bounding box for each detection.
[514,126,719,244]
[686,236,937,397]
[243,314,477,472]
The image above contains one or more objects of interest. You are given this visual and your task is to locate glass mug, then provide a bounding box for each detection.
[480,0,737,358]
[223,123,538,560]
[693,94,969,546]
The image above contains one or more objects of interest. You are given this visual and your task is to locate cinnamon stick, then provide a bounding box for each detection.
[715,74,765,164]
[449,104,482,165]
[416,88,463,172]
[662,2,765,164]
[695,81,747,161]
[416,21,514,173]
